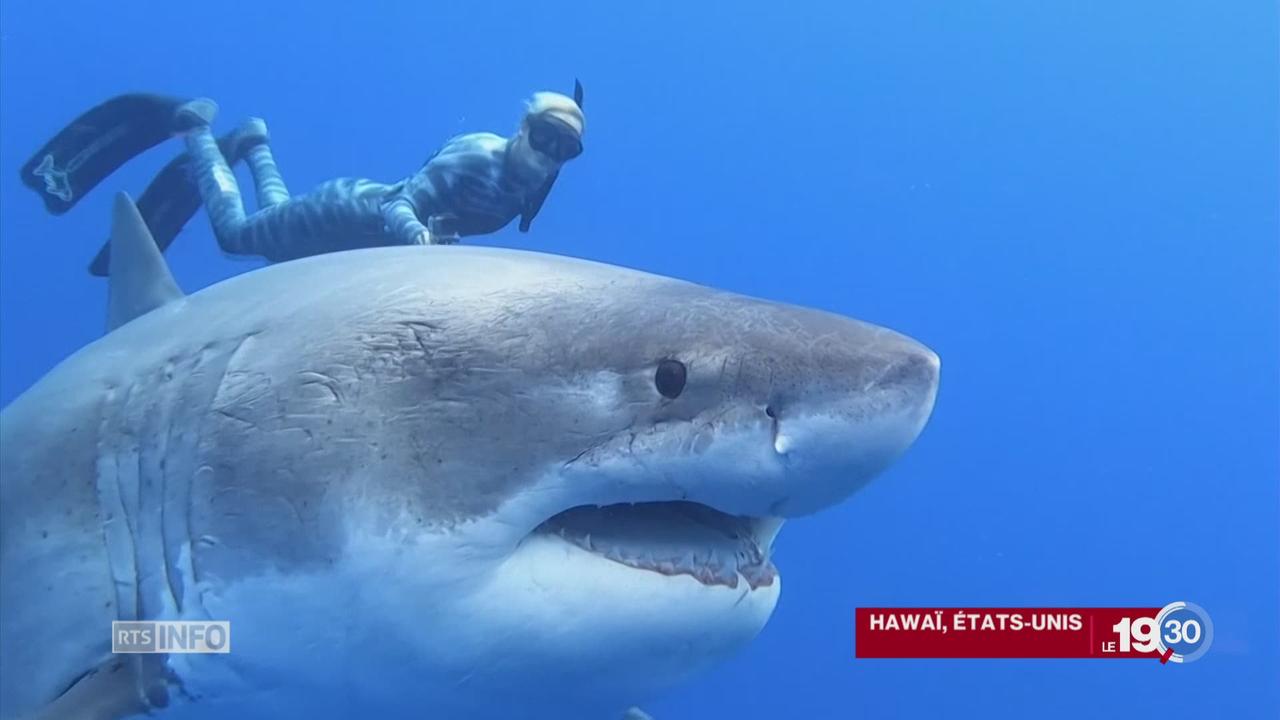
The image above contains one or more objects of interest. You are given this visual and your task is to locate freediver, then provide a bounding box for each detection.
[20,84,585,272]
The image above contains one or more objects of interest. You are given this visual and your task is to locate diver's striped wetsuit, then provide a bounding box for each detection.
[184,128,554,263]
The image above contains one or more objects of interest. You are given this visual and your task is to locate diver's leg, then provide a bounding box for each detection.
[187,126,344,263]
[89,131,250,277]
[181,112,258,256]
[88,107,290,274]
[247,145,290,207]
[233,118,292,209]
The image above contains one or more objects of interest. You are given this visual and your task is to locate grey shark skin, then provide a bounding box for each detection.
[0,197,939,720]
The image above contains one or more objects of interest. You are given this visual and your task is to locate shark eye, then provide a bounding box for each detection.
[654,359,687,399]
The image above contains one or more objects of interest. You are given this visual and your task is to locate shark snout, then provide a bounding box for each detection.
[876,340,941,397]
[765,328,940,516]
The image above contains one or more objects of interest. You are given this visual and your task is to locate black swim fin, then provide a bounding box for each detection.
[88,133,236,277]
[20,93,187,215]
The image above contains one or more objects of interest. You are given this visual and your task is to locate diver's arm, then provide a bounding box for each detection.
[383,133,515,246]
[382,196,431,245]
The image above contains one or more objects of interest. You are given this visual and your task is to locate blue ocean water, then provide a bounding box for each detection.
[0,1,1276,717]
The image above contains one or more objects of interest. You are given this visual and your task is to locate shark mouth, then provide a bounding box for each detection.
[534,502,781,590]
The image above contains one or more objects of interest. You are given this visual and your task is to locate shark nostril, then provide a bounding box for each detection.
[766,403,785,455]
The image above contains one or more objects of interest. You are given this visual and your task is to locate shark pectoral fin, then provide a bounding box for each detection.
[106,192,185,332]
[31,657,167,720]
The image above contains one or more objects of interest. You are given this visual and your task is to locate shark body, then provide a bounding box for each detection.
[0,196,939,719]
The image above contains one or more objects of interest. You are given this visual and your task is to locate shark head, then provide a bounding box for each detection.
[439,278,937,712]
[0,197,937,719]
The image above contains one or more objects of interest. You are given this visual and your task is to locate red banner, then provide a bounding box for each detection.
[855,607,1165,660]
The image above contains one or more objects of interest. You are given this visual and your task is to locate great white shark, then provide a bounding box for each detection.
[0,195,939,719]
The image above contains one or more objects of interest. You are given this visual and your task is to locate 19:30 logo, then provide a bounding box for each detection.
[1112,601,1213,664]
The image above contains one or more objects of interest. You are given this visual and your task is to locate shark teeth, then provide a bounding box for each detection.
[535,501,780,590]
[751,516,786,550]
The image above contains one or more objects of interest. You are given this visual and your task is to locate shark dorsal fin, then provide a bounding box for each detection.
[106,192,183,331]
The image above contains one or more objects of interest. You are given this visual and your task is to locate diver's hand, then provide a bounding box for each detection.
[425,215,462,245]
[416,230,460,245]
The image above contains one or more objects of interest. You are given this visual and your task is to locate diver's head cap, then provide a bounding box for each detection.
[525,91,585,137]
